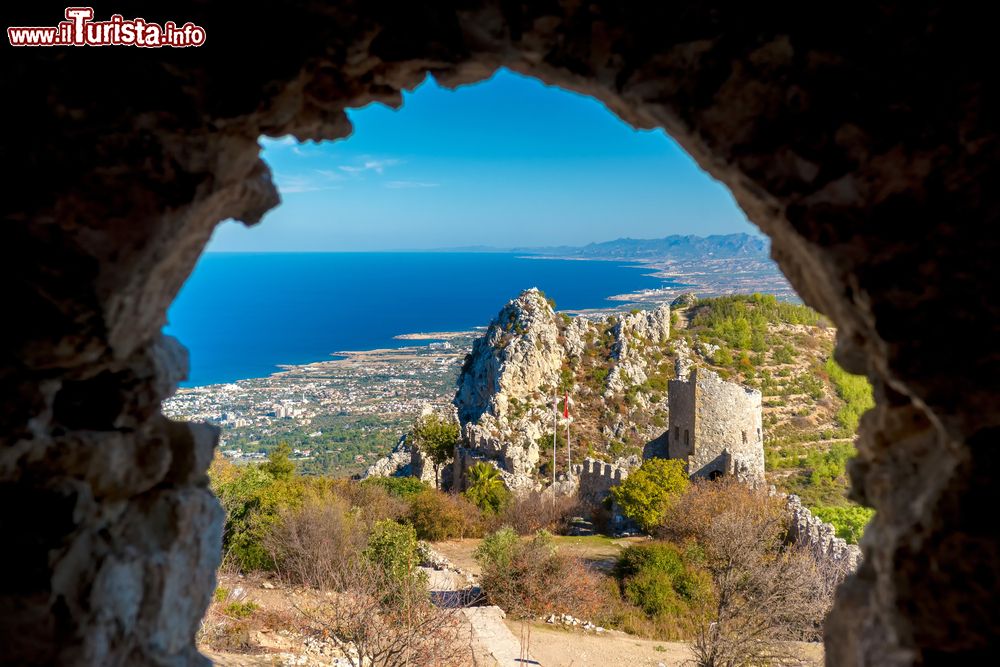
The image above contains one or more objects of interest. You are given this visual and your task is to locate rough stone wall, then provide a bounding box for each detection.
[667,368,697,462]
[571,456,638,505]
[452,446,528,493]
[668,367,765,483]
[3,2,998,664]
[786,494,862,574]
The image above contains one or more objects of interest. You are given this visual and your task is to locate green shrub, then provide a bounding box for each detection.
[464,462,510,514]
[262,442,295,480]
[361,476,428,498]
[363,519,420,585]
[558,365,574,393]
[624,570,684,616]
[713,347,733,366]
[474,526,519,569]
[824,358,875,432]
[475,529,602,619]
[212,463,307,571]
[611,459,689,533]
[617,543,685,580]
[616,543,712,618]
[223,600,259,619]
[772,344,796,364]
[811,504,874,544]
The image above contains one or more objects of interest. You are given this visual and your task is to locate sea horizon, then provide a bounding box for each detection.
[166,251,677,387]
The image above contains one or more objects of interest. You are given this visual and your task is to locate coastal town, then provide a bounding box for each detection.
[163,332,477,473]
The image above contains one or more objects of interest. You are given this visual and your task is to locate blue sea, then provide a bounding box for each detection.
[165,252,673,387]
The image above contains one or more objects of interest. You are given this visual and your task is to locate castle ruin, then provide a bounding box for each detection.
[667,366,765,484]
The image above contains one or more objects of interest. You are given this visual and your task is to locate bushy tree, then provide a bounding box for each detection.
[264,492,367,590]
[661,479,832,666]
[411,414,459,487]
[263,441,295,480]
[611,458,689,533]
[406,489,481,541]
[475,529,603,619]
[212,463,306,571]
[464,462,510,514]
[364,519,421,587]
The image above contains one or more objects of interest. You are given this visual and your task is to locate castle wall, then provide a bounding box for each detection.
[668,367,765,484]
[571,457,634,505]
[785,493,862,577]
[666,375,696,461]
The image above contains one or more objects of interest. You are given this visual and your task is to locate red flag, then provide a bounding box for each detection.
[564,393,569,418]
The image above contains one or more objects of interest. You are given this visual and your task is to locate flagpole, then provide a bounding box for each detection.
[564,393,571,477]
[552,391,557,497]
[566,409,571,475]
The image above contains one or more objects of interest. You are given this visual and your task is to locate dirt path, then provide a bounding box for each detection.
[508,621,690,667]
[512,621,825,667]
[463,607,538,666]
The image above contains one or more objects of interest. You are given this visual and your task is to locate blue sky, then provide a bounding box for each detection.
[208,69,754,252]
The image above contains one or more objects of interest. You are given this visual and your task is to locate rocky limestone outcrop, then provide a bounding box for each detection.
[454,292,675,490]
[603,305,670,398]
[563,314,591,360]
[361,435,412,479]
[454,289,565,483]
[610,305,671,362]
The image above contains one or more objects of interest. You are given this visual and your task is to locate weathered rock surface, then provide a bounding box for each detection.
[603,306,670,398]
[454,289,565,484]
[361,435,412,479]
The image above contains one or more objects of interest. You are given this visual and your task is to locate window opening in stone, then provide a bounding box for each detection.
[153,67,876,661]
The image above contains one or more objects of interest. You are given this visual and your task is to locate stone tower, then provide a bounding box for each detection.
[667,366,765,483]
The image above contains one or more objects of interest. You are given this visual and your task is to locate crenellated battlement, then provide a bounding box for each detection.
[572,456,638,504]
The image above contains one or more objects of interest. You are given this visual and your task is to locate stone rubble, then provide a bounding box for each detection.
[544,613,606,633]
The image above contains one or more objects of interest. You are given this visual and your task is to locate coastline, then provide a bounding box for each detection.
[170,251,791,390]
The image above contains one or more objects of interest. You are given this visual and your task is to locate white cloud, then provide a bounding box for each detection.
[385,180,440,189]
[338,158,402,175]
[274,172,342,194]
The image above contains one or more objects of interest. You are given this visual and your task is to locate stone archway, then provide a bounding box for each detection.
[2,2,997,665]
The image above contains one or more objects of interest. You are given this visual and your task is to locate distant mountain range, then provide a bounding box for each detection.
[437,233,770,260]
